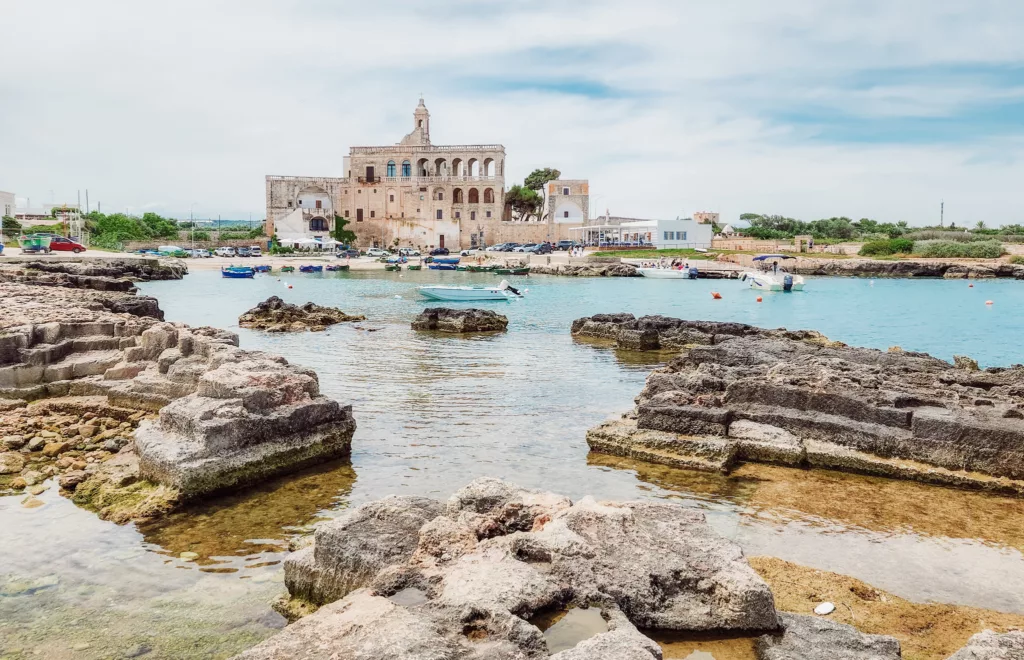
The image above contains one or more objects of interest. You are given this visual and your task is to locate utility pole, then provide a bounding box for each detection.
[940,200,944,228]
[85,190,89,214]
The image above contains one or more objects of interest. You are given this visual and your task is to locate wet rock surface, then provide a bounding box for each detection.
[253,477,778,659]
[578,314,1024,493]
[947,630,1024,659]
[239,296,365,332]
[756,613,902,660]
[1,279,356,517]
[788,257,1024,279]
[412,307,509,333]
[0,257,187,294]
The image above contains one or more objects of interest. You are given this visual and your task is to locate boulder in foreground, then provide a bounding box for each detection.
[239,296,365,332]
[411,307,508,333]
[757,613,901,660]
[946,630,1024,659]
[247,477,778,659]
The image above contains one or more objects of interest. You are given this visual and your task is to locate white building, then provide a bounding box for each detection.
[571,217,713,249]
[0,191,14,219]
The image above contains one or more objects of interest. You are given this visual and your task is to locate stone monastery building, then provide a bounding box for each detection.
[266,99,586,250]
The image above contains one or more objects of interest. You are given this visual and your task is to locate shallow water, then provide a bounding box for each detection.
[3,269,1024,658]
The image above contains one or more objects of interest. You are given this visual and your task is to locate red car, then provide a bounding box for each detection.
[47,236,86,253]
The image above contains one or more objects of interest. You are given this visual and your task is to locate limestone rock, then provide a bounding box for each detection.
[954,355,980,371]
[756,614,901,660]
[412,308,508,333]
[2,434,26,450]
[0,452,26,474]
[579,315,1024,489]
[239,296,365,332]
[946,630,1024,659]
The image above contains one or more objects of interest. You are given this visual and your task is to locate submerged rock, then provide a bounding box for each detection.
[578,315,1024,493]
[411,307,508,333]
[238,296,365,332]
[947,630,1024,659]
[756,613,901,660]
[257,478,777,659]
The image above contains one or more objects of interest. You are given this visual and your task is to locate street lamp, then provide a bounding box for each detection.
[190,202,199,249]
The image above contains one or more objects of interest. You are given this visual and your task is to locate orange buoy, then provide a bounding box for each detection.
[288,284,293,289]
[756,296,763,303]
[711,292,722,300]
[985,300,993,305]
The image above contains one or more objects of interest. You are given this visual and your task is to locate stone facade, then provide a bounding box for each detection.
[693,211,719,225]
[266,99,511,251]
[547,179,589,224]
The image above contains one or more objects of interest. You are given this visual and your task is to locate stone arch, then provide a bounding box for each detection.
[483,188,494,204]
[386,160,396,177]
[468,188,479,204]
[451,158,463,177]
[434,158,447,176]
[433,186,445,201]
[309,216,329,232]
[483,158,494,177]
[452,188,464,203]
[468,158,479,177]
[417,158,429,177]
[401,160,411,177]
[297,185,331,211]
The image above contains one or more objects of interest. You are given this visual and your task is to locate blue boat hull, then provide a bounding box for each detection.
[221,269,254,279]
[432,257,460,264]
[429,264,458,270]
[299,266,323,273]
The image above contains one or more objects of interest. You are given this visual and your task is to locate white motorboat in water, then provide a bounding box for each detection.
[417,280,523,301]
[741,254,806,291]
[637,266,699,279]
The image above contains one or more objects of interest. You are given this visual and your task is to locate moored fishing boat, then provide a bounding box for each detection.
[637,266,698,279]
[418,280,523,301]
[432,257,460,265]
[495,267,529,276]
[254,264,272,273]
[428,263,458,270]
[280,265,295,273]
[406,264,422,271]
[325,265,341,271]
[466,264,497,272]
[385,264,402,272]
[299,265,323,273]
[221,266,255,279]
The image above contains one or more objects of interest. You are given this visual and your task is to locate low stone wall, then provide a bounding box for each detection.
[574,314,1024,494]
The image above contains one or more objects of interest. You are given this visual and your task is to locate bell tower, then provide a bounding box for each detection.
[413,97,430,143]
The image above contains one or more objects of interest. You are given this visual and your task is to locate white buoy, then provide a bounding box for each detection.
[394,295,402,299]
[814,602,835,615]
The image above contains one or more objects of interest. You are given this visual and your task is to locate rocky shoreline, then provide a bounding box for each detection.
[783,256,1024,279]
[0,262,356,521]
[574,313,1024,495]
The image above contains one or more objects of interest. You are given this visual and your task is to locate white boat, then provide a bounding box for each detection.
[417,280,523,301]
[741,254,806,291]
[637,267,698,280]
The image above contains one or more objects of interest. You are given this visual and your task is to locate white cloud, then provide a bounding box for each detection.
[0,0,1022,225]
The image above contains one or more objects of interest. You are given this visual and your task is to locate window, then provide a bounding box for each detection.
[563,187,569,195]
[471,211,476,220]
[437,192,443,201]
[343,210,349,217]
[373,189,377,193]
[315,200,322,209]
[386,161,396,177]
[358,190,362,194]
[455,211,461,219]
[389,194,394,202]
[486,211,491,218]
[564,211,569,218]
[663,231,671,240]
[402,161,411,177]
[370,210,375,218]
[436,210,442,220]
[287,200,293,207]
[679,231,687,241]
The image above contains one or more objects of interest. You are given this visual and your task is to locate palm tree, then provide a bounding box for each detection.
[976,221,986,231]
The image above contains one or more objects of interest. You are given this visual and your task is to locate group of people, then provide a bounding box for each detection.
[569,245,585,257]
[641,257,691,270]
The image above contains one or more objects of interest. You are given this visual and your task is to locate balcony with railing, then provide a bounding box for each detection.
[381,175,500,184]
[350,144,504,154]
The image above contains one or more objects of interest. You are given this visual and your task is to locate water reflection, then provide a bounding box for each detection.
[650,630,758,660]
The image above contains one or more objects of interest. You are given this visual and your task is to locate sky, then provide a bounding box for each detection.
[1,0,1023,226]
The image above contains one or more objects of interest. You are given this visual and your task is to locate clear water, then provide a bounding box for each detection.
[3,269,1024,658]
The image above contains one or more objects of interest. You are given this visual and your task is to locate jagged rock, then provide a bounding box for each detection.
[285,496,444,606]
[756,614,901,659]
[412,308,508,333]
[579,315,1024,491]
[788,257,1024,280]
[239,296,365,332]
[529,264,640,277]
[954,355,980,371]
[946,630,1024,659]
[259,478,776,659]
[0,452,25,474]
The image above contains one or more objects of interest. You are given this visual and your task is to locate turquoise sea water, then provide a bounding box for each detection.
[3,269,1024,658]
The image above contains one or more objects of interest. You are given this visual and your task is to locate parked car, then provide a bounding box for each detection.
[189,248,212,258]
[366,247,391,257]
[500,243,521,252]
[249,246,262,257]
[398,248,421,256]
[430,247,450,256]
[236,247,251,257]
[533,242,553,255]
[48,236,87,253]
[555,240,581,251]
[513,244,537,253]
[337,249,360,258]
[486,243,508,252]
[215,247,236,257]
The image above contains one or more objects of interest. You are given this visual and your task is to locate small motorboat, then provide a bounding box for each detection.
[466,264,497,272]
[337,264,350,271]
[418,280,523,301]
[428,263,458,270]
[432,257,460,265]
[299,264,323,273]
[495,268,529,276]
[741,255,805,291]
[406,264,422,271]
[385,264,402,272]
[325,265,341,271]
[254,264,272,273]
[221,266,255,279]
[637,266,698,279]
[280,265,295,273]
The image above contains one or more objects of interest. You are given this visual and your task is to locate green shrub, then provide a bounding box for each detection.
[1009,255,1024,265]
[191,231,210,241]
[218,231,247,240]
[269,246,295,255]
[859,238,914,256]
[912,240,1004,259]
